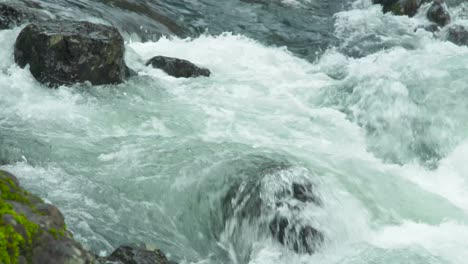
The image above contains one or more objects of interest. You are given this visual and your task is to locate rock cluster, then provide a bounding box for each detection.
[372,0,451,27]
[373,0,468,46]
[372,0,430,17]
[97,245,171,264]
[0,3,210,88]
[14,20,133,87]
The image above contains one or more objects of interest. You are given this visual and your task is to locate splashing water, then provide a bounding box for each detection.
[1,0,468,263]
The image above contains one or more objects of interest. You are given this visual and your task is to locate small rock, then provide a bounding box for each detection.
[427,0,451,27]
[445,24,468,46]
[292,182,321,204]
[98,244,169,264]
[14,20,133,87]
[373,0,430,17]
[415,23,440,33]
[146,56,210,78]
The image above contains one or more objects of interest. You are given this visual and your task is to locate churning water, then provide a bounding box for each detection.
[1,0,468,263]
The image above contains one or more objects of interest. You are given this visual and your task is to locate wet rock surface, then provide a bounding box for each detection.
[146,56,211,78]
[427,0,451,27]
[373,0,430,17]
[222,159,324,257]
[445,24,468,46]
[97,244,170,264]
[0,2,49,30]
[0,3,28,30]
[14,20,132,87]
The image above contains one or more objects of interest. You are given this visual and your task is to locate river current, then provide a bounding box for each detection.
[1,0,468,263]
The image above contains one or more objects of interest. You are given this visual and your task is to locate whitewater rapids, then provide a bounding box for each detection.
[1,1,468,263]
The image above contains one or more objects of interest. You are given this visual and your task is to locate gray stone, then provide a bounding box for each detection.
[427,0,451,27]
[14,20,133,87]
[146,56,210,78]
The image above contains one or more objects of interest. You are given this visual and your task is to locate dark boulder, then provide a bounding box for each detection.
[427,0,451,27]
[445,24,468,46]
[146,56,210,78]
[97,244,169,264]
[14,20,133,87]
[222,160,324,257]
[373,0,430,17]
[0,170,96,264]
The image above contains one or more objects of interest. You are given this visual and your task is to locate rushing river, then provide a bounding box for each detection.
[1,0,468,263]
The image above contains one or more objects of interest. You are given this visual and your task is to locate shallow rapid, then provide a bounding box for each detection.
[1,0,468,263]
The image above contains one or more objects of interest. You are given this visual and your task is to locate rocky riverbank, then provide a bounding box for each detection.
[0,170,172,264]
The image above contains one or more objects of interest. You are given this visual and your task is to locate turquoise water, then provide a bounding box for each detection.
[1,0,468,263]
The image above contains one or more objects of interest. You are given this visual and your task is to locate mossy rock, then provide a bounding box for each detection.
[0,170,176,264]
[0,170,95,264]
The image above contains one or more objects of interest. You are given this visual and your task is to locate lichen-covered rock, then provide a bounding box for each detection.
[445,24,468,46]
[427,0,451,27]
[221,159,324,258]
[0,170,95,264]
[97,244,169,264]
[372,0,430,17]
[14,20,133,87]
[146,56,211,78]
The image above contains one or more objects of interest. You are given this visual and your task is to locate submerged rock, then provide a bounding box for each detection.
[222,159,324,257]
[146,56,211,78]
[14,20,133,87]
[0,3,28,29]
[0,170,96,263]
[445,24,468,46]
[373,0,429,17]
[415,23,440,33]
[97,244,170,264]
[269,216,323,254]
[427,0,451,27]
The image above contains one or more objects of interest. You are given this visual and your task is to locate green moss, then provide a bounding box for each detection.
[0,173,40,263]
[49,35,63,46]
[0,177,31,205]
[48,225,66,240]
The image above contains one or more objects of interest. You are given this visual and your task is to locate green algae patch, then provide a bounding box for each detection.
[0,173,39,264]
[48,225,66,239]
